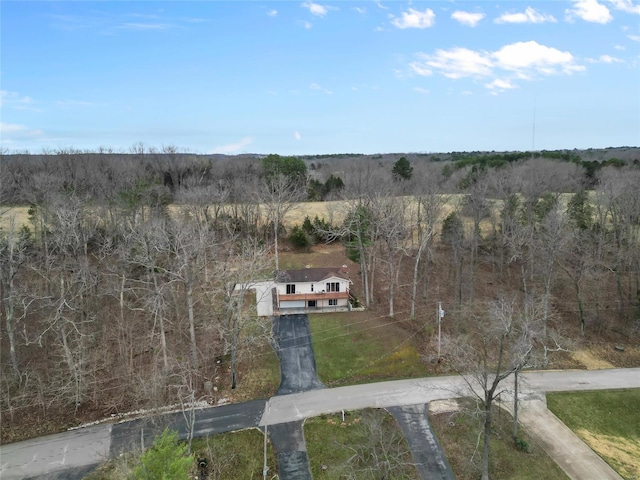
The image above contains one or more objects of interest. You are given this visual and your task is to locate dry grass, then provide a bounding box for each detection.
[0,206,31,232]
[577,430,640,479]
[571,350,615,370]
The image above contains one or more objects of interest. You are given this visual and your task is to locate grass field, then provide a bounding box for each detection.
[305,409,419,479]
[429,399,570,480]
[309,311,427,386]
[547,389,640,479]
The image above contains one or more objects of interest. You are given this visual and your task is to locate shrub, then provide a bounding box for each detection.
[130,428,193,480]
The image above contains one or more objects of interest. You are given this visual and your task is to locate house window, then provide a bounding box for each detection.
[286,284,295,294]
[311,284,314,292]
[326,282,340,292]
[329,299,337,306]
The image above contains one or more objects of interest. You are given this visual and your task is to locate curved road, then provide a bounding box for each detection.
[2,368,639,479]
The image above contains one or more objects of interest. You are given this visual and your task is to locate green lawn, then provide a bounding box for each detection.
[305,409,419,479]
[430,400,570,480]
[547,389,640,479]
[309,312,427,386]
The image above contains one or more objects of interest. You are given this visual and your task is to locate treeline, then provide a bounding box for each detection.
[1,147,639,443]
[2,147,638,205]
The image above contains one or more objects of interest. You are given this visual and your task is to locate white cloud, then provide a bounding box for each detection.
[0,122,44,138]
[410,41,584,92]
[302,20,313,29]
[391,8,435,29]
[485,78,517,90]
[614,44,626,50]
[565,0,613,23]
[413,87,430,94]
[413,47,493,79]
[294,131,302,140]
[267,9,278,17]
[608,0,640,14]
[354,7,366,14]
[493,41,585,76]
[212,137,253,154]
[56,99,104,107]
[409,62,433,76]
[495,7,557,24]
[586,54,624,62]
[451,11,485,27]
[302,1,329,17]
[119,22,172,30]
[0,90,34,107]
[628,34,640,41]
[309,83,333,94]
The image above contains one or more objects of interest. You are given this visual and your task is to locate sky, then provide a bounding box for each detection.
[1,1,639,155]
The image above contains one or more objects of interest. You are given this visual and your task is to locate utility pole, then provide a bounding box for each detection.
[437,302,445,362]
[263,425,268,480]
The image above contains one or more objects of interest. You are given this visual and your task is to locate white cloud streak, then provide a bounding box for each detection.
[391,8,435,29]
[309,83,333,94]
[495,7,557,24]
[212,137,253,154]
[608,0,640,14]
[451,11,485,27]
[0,122,44,138]
[302,1,329,17]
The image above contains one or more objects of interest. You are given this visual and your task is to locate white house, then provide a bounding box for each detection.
[274,266,353,314]
[236,266,354,316]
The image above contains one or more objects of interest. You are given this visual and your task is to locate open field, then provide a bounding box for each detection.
[547,389,640,479]
[430,399,570,480]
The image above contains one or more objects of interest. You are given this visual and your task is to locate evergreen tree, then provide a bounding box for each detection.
[392,156,413,181]
[130,429,193,480]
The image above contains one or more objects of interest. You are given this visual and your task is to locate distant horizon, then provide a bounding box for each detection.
[2,1,639,154]
[3,145,638,157]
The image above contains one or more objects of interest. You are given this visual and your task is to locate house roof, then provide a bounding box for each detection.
[277,267,350,283]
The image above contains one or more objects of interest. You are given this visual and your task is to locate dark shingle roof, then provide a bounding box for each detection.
[277,267,350,283]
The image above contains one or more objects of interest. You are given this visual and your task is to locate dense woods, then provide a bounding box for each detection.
[1,146,639,444]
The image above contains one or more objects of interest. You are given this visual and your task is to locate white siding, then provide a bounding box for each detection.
[281,300,306,309]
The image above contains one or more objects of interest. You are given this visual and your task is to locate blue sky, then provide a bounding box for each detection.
[1,1,639,155]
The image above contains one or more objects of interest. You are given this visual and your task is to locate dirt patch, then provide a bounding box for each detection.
[429,399,460,415]
[571,350,615,370]
[588,341,640,368]
[576,429,640,479]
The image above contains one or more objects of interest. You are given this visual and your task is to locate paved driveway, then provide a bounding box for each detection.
[272,314,325,395]
[268,421,312,480]
[388,404,455,480]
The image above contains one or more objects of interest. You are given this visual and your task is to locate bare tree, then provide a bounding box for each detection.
[0,217,31,376]
[215,240,273,389]
[163,217,216,371]
[535,204,568,337]
[411,185,446,319]
[445,298,542,480]
[125,218,172,370]
[257,173,303,271]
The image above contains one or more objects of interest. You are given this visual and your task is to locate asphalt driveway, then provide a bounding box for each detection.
[272,314,325,396]
[388,404,455,480]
